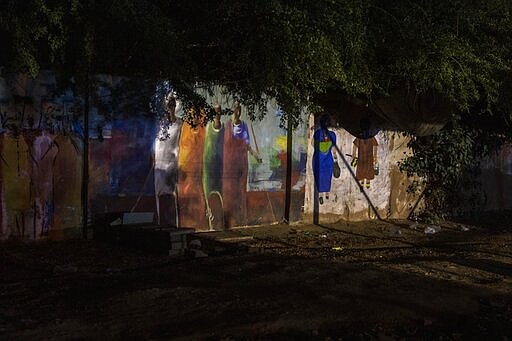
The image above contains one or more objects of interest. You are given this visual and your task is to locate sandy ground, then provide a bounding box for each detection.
[1,214,511,340]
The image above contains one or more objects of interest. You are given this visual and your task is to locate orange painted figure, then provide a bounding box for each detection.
[351,118,378,189]
[177,109,207,229]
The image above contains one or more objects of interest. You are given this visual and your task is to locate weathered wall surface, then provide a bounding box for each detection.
[304,115,421,221]
[480,143,512,211]
[0,73,308,239]
[303,116,512,222]
[1,72,510,239]
[0,73,83,239]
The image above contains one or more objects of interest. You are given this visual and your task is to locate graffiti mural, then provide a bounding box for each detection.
[0,73,84,239]
[305,113,399,221]
[2,132,31,238]
[0,74,309,239]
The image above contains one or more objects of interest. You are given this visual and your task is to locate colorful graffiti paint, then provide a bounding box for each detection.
[52,134,82,234]
[154,118,182,226]
[2,133,31,237]
[178,118,207,229]
[32,132,58,236]
[312,116,337,204]
[0,74,310,239]
[351,136,379,188]
[203,109,225,230]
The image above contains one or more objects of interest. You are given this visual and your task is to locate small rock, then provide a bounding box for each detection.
[424,226,441,234]
[189,239,202,249]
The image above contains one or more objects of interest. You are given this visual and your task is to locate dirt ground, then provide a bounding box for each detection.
[1,213,511,340]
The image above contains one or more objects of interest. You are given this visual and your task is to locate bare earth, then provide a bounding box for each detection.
[1,214,511,340]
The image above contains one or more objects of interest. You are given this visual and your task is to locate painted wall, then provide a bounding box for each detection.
[303,115,512,221]
[0,73,83,239]
[305,115,428,221]
[1,72,509,239]
[0,74,308,239]
[479,143,512,211]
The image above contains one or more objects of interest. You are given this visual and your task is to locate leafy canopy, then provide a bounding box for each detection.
[2,0,511,126]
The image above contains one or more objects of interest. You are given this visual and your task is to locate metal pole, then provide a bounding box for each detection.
[81,76,90,239]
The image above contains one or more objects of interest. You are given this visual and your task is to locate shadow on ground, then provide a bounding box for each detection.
[1,217,511,340]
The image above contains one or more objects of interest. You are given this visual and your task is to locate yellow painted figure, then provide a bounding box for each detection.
[2,132,31,237]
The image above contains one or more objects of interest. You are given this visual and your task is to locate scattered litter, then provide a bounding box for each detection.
[424,226,441,234]
[461,226,470,232]
[331,246,344,251]
[319,234,328,238]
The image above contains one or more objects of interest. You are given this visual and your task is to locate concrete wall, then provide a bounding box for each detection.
[303,115,512,222]
[480,143,512,211]
[0,72,509,239]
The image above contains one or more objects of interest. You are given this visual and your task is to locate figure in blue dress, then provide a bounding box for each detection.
[312,115,338,204]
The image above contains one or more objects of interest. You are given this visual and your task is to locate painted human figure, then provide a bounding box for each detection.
[223,102,261,227]
[177,108,207,229]
[351,118,378,189]
[154,92,182,226]
[2,125,32,237]
[33,130,58,236]
[312,115,338,204]
[202,105,225,230]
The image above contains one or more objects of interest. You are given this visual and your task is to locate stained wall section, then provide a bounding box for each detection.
[0,74,308,239]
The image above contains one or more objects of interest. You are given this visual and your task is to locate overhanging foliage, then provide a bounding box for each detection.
[1,1,511,126]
